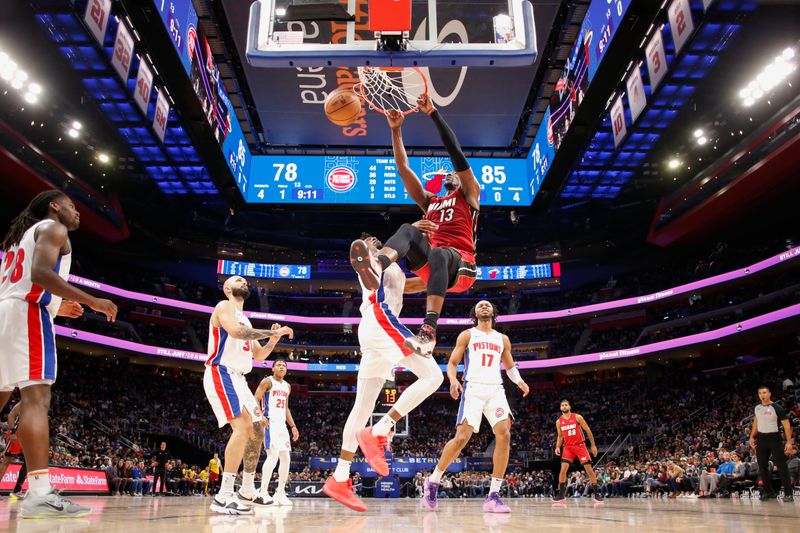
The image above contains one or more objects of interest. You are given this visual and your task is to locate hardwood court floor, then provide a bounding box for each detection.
[1,495,799,532]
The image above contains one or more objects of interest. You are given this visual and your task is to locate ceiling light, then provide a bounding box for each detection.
[10,78,23,90]
[693,129,704,138]
[72,120,82,130]
[98,153,110,164]
[276,7,287,16]
[67,128,79,138]
[23,92,37,104]
[783,47,796,60]
[668,158,681,169]
[697,136,707,146]
[27,82,42,95]
[743,97,754,107]
[13,69,28,83]
[0,60,17,80]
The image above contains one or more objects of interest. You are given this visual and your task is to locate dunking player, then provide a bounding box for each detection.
[324,234,443,512]
[205,275,293,514]
[349,96,479,357]
[0,191,117,518]
[553,399,603,503]
[253,358,300,506]
[423,301,529,513]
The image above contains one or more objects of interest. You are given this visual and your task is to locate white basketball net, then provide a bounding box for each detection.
[354,67,428,115]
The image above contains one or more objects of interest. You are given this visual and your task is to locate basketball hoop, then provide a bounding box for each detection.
[353,67,428,115]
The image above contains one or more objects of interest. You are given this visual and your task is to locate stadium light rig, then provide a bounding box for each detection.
[0,50,42,104]
[739,46,797,107]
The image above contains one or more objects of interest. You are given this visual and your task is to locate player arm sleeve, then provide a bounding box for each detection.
[429,110,469,172]
[506,366,524,385]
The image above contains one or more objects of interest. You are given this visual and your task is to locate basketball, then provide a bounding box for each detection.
[324,88,362,126]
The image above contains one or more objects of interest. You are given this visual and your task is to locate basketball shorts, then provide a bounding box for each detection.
[264,425,291,452]
[0,299,57,392]
[455,382,510,434]
[203,365,263,428]
[413,247,477,294]
[358,305,414,380]
[562,443,592,465]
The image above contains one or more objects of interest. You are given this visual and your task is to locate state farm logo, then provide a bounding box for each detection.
[279,266,290,277]
[326,167,356,193]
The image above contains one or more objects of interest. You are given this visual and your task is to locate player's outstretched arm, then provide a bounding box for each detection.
[500,334,529,397]
[217,302,293,341]
[31,222,117,321]
[446,330,470,399]
[417,96,480,210]
[576,414,598,456]
[253,323,292,362]
[554,420,563,456]
[387,110,431,212]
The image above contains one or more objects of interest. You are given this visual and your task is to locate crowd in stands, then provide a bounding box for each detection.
[1,347,796,500]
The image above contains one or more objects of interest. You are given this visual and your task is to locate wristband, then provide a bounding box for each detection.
[506,366,523,385]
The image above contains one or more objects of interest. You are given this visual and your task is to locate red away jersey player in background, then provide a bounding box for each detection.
[553,399,603,503]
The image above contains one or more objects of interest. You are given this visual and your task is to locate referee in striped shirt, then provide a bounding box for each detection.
[749,385,795,501]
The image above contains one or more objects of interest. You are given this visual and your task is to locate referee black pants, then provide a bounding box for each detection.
[756,432,792,495]
[152,466,167,494]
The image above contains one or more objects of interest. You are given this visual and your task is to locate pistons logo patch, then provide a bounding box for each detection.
[326,167,356,193]
[495,408,505,418]
[253,406,263,418]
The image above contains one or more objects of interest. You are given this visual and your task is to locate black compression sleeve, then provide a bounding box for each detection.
[429,110,469,172]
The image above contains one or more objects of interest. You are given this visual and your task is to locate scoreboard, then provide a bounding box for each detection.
[217,260,311,279]
[246,155,531,206]
[476,262,560,281]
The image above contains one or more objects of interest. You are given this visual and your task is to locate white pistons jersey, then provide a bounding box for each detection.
[263,376,290,428]
[205,308,254,374]
[463,328,504,385]
[358,263,404,318]
[0,219,72,316]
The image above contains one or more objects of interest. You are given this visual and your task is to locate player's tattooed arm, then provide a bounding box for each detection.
[253,323,292,361]
[236,325,293,340]
[217,302,294,341]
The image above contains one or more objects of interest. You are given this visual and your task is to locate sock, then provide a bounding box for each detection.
[490,477,503,494]
[559,482,567,497]
[429,468,444,484]
[218,472,236,497]
[241,471,255,495]
[371,415,395,437]
[261,453,278,496]
[333,459,352,483]
[28,469,51,496]
[423,312,439,329]
[377,254,391,270]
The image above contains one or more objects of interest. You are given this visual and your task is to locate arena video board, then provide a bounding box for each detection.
[528,0,632,195]
[476,262,560,281]
[152,0,251,192]
[217,260,311,280]
[248,155,530,206]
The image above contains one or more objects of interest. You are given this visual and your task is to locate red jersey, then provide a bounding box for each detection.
[559,413,585,447]
[4,430,21,455]
[424,189,477,264]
